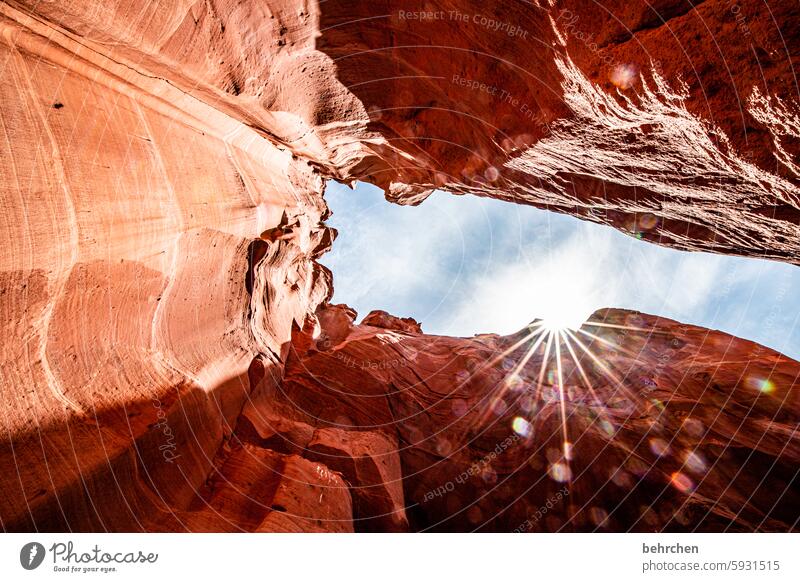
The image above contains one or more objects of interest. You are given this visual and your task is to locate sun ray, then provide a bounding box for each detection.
[463,325,550,438]
[506,328,550,383]
[553,331,572,467]
[475,329,551,428]
[576,327,644,359]
[564,329,646,412]
[455,325,546,389]
[583,320,668,334]
[561,332,619,436]
[525,330,555,443]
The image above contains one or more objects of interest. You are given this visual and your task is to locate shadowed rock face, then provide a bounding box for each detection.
[0,1,798,531]
[234,305,798,533]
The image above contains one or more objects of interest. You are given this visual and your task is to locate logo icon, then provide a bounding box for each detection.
[20,542,46,570]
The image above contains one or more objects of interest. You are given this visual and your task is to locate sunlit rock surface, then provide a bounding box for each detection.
[0,0,334,531]
[318,0,800,262]
[0,0,798,531]
[5,0,798,260]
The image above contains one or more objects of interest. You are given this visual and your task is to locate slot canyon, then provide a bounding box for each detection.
[0,0,798,532]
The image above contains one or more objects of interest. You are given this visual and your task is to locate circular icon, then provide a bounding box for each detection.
[20,542,46,570]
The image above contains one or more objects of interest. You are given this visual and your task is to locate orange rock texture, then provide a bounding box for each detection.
[0,1,798,531]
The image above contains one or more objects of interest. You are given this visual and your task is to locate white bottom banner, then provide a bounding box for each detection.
[0,533,796,581]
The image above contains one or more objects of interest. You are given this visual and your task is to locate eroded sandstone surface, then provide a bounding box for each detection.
[232,305,800,532]
[0,0,798,531]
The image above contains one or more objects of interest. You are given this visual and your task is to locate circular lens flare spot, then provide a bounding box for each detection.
[649,437,671,457]
[589,507,609,528]
[747,376,776,394]
[481,466,498,484]
[682,417,705,438]
[512,416,533,438]
[451,399,468,417]
[599,419,616,438]
[505,374,524,391]
[548,462,572,483]
[669,471,695,493]
[520,395,538,413]
[610,63,639,89]
[684,450,708,474]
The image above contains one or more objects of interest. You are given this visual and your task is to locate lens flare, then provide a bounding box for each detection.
[649,437,671,457]
[684,450,708,474]
[549,461,572,482]
[512,416,533,438]
[669,471,695,493]
[466,312,668,520]
[540,315,582,332]
[747,375,776,394]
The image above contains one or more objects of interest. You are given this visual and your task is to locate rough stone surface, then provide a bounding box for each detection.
[0,1,798,532]
[262,305,799,532]
[318,0,800,262]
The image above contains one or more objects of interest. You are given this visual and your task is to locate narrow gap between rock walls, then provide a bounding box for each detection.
[319,180,800,360]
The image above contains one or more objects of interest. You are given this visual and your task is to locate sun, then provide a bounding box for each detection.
[540,312,584,332]
[536,296,593,332]
[477,296,651,492]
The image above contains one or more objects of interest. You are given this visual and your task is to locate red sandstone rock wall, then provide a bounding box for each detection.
[317,0,800,261]
[8,0,798,260]
[0,1,798,531]
[0,1,333,530]
[256,305,798,532]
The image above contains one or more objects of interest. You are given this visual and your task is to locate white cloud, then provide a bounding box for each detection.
[322,181,800,359]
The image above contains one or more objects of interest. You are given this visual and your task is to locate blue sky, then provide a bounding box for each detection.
[320,181,800,360]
